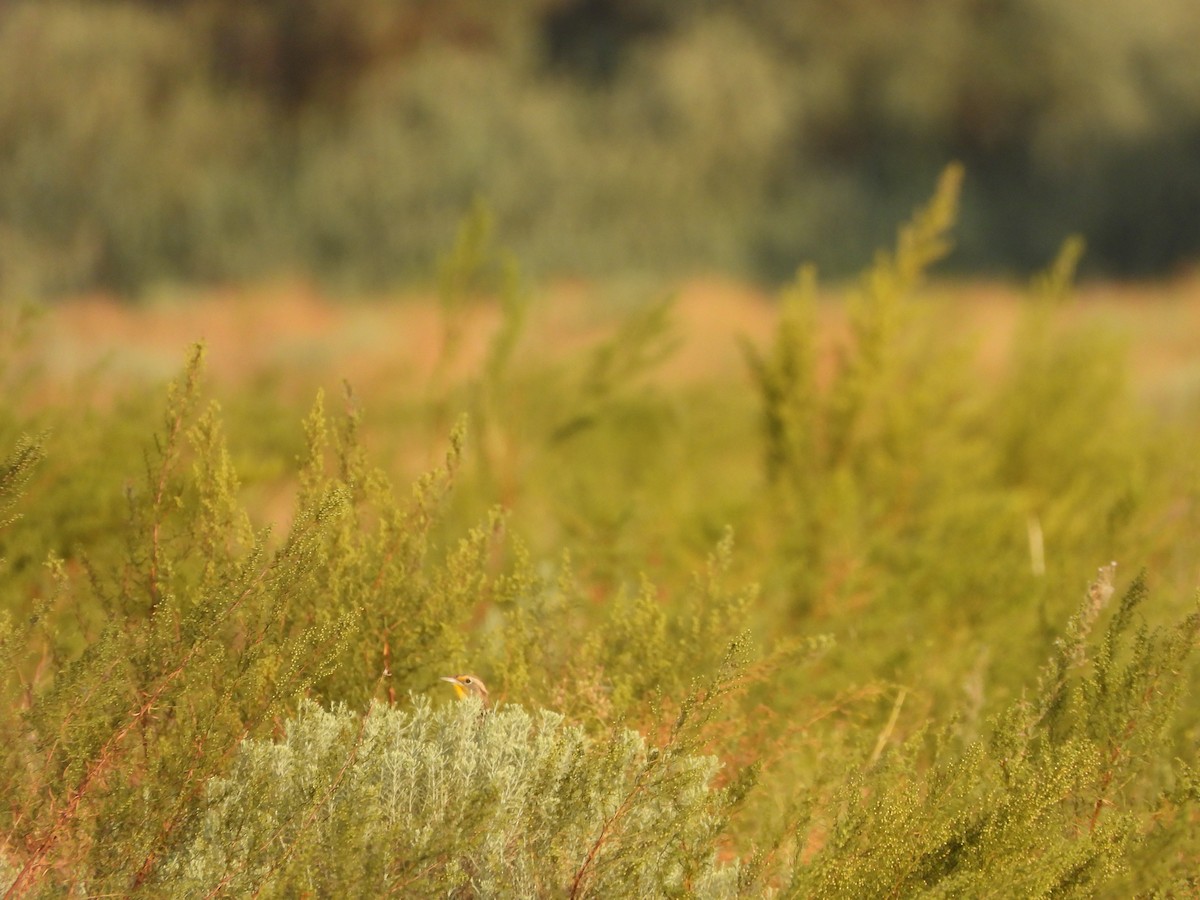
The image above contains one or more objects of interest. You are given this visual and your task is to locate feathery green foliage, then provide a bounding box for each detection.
[3,168,1200,895]
[785,564,1200,897]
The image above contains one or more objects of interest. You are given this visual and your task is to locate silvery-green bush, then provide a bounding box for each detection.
[161,697,741,898]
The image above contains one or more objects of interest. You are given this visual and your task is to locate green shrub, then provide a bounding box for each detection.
[159,695,745,897]
[785,566,1200,897]
[3,169,1200,895]
[738,167,1179,710]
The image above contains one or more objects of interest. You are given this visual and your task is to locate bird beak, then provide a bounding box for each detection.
[440,676,465,699]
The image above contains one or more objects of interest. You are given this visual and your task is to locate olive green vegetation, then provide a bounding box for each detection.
[3,0,1200,296]
[3,171,1200,896]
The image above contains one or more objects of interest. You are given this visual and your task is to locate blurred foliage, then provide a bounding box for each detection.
[2,0,1200,295]
[3,170,1200,893]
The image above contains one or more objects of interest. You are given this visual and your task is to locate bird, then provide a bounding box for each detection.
[441,674,489,704]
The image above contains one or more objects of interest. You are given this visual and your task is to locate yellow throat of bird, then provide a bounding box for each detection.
[441,674,488,703]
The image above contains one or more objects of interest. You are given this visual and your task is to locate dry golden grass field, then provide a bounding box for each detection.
[20,272,1200,412]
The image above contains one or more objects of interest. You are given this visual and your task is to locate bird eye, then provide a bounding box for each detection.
[462,677,473,684]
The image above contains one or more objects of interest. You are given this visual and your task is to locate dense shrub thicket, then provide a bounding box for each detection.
[2,172,1200,895]
[3,0,1200,294]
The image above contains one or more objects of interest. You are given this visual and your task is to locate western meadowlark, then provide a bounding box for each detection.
[441,674,489,703]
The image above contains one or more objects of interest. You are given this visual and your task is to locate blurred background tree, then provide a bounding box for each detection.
[2,0,1198,295]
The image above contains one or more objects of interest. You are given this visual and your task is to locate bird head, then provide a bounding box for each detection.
[441,674,489,703]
